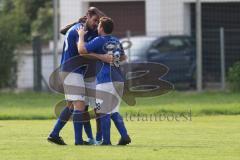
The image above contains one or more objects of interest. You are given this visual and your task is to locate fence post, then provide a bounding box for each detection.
[32,36,42,91]
[220,27,226,90]
[53,0,59,70]
[196,0,203,92]
[126,30,131,62]
[126,30,132,90]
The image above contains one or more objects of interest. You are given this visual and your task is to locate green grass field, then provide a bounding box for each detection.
[0,91,240,160]
[0,116,239,160]
[0,91,240,120]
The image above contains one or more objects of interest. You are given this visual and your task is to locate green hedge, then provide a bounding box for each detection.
[228,61,240,92]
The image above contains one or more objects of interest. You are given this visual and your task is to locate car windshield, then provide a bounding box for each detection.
[156,37,192,53]
[121,37,156,57]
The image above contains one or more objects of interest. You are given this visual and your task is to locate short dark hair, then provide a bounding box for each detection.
[87,7,105,18]
[60,7,105,35]
[100,17,114,34]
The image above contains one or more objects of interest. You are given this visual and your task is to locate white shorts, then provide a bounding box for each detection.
[85,77,96,107]
[95,82,124,114]
[61,72,96,107]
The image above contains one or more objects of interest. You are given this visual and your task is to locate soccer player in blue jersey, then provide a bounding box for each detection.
[47,7,111,145]
[77,17,131,145]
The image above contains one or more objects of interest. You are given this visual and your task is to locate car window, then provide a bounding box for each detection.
[128,38,156,57]
[154,38,191,53]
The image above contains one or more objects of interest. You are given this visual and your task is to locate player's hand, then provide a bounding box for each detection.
[77,27,87,38]
[102,54,114,64]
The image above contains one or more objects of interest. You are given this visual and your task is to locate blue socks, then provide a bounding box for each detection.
[100,114,111,144]
[50,107,73,137]
[83,105,93,139]
[50,105,93,144]
[111,112,128,139]
[84,121,93,139]
[73,110,83,145]
[96,118,102,141]
[50,108,128,145]
[97,113,128,143]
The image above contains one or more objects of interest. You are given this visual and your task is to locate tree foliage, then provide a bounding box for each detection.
[0,0,53,88]
[0,0,53,43]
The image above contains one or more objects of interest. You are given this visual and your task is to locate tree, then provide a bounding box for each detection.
[0,0,53,88]
[0,14,18,88]
[31,1,53,41]
[0,0,53,43]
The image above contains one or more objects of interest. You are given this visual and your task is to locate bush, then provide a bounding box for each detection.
[228,61,240,92]
[0,15,17,88]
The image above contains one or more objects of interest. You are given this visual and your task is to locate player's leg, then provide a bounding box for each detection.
[60,72,86,145]
[72,100,86,145]
[99,113,111,145]
[47,101,73,145]
[96,83,112,145]
[110,82,131,145]
[111,112,131,145]
[82,105,95,144]
[82,78,96,144]
[95,112,103,144]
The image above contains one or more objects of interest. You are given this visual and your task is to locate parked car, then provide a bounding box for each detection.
[120,35,196,87]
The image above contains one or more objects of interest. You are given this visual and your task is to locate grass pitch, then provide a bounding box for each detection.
[0,91,240,120]
[0,91,239,160]
[0,116,239,160]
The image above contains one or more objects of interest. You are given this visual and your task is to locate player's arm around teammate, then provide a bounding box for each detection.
[77,28,114,63]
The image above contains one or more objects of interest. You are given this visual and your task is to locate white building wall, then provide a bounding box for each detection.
[158,0,191,35]
[59,0,193,37]
[59,0,88,29]
[17,55,33,89]
[145,0,162,36]
[17,54,61,90]
[60,0,240,37]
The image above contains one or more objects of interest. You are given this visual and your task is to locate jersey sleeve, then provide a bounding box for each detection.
[85,37,102,53]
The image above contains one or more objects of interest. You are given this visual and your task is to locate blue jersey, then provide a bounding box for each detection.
[60,23,98,74]
[85,35,125,84]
